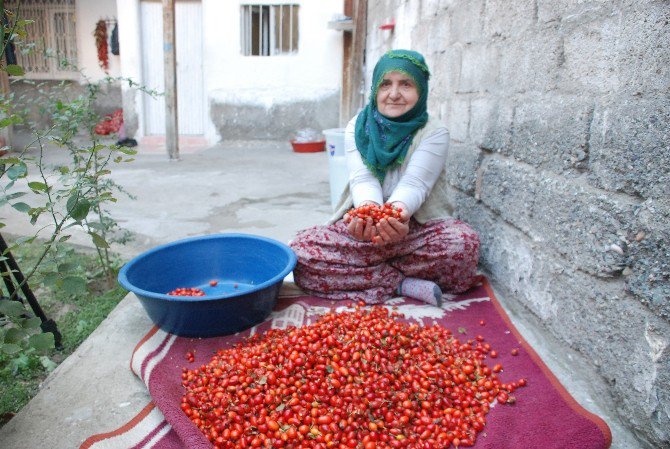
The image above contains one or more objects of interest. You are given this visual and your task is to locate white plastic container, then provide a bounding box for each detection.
[323,128,345,157]
[328,156,348,210]
[323,128,348,210]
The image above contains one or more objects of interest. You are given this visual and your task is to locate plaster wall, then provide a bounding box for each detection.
[10,80,121,131]
[365,0,669,446]
[115,0,142,138]
[76,0,122,81]
[204,0,343,141]
[8,1,122,131]
[116,0,343,142]
[204,1,342,91]
[6,1,122,131]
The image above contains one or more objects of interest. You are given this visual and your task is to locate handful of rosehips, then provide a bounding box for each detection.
[344,203,403,224]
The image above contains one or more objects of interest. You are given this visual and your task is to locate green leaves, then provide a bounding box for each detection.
[0,115,23,128]
[0,300,26,318]
[6,162,27,180]
[40,355,57,372]
[1,343,21,355]
[11,202,31,213]
[89,232,109,249]
[1,320,40,348]
[2,191,26,203]
[28,333,54,352]
[22,317,42,330]
[11,235,35,247]
[62,276,87,296]
[28,181,48,193]
[4,327,27,344]
[41,271,61,288]
[0,57,144,374]
[5,64,25,77]
[29,206,47,225]
[0,300,54,356]
[66,195,90,222]
[117,146,137,156]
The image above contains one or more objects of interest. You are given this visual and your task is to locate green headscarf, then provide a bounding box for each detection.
[354,49,431,182]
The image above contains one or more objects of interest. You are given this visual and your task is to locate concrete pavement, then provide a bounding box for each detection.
[0,138,645,448]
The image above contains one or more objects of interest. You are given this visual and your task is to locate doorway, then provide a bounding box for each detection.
[140,0,205,136]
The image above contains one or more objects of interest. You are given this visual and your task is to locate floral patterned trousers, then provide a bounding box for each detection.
[289,218,480,304]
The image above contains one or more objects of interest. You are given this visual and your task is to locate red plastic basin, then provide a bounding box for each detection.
[291,140,326,153]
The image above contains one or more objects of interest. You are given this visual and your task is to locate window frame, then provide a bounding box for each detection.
[240,3,299,57]
[7,0,79,80]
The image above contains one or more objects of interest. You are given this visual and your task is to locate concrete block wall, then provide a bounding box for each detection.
[366,0,669,446]
[9,80,122,132]
[209,91,340,141]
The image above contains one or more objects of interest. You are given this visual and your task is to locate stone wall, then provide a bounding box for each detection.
[365,0,669,446]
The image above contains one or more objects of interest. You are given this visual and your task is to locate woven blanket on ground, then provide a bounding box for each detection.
[81,279,611,449]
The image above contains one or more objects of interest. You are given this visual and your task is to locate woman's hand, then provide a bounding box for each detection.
[373,202,410,246]
[347,216,377,242]
[345,201,379,242]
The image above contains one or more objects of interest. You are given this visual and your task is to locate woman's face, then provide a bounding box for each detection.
[375,71,420,118]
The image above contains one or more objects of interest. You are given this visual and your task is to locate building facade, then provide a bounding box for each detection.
[11,0,344,145]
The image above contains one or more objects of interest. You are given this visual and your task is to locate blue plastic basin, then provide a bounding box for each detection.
[118,234,297,337]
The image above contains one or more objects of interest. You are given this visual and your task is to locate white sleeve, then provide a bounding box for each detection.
[344,116,384,206]
[387,127,450,216]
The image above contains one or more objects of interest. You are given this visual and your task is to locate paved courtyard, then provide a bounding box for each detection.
[0,137,644,448]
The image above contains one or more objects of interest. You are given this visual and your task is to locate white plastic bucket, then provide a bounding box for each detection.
[323,128,348,210]
[323,128,345,157]
[328,155,348,211]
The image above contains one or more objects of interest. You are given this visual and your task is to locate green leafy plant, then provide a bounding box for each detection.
[0,4,147,372]
[0,240,128,425]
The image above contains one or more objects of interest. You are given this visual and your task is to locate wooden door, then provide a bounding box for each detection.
[141,0,204,135]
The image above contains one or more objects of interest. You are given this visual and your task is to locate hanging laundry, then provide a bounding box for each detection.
[3,40,16,66]
[111,22,119,56]
[2,13,16,66]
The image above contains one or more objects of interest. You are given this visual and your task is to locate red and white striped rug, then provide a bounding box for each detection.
[81,279,612,449]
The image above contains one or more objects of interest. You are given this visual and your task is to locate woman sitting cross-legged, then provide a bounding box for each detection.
[289,49,480,306]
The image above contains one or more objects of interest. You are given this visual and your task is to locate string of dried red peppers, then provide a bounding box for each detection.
[94,20,109,71]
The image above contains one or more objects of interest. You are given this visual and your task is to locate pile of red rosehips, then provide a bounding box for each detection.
[344,204,403,225]
[180,304,526,448]
[94,109,123,135]
[167,287,205,297]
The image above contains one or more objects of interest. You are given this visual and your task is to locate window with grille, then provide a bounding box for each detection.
[6,0,78,79]
[241,4,299,56]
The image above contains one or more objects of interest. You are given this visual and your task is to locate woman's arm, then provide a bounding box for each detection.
[343,116,382,241]
[387,127,450,217]
[375,127,449,246]
[345,116,384,207]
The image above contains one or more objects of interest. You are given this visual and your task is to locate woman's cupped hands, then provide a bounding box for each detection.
[344,201,410,246]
